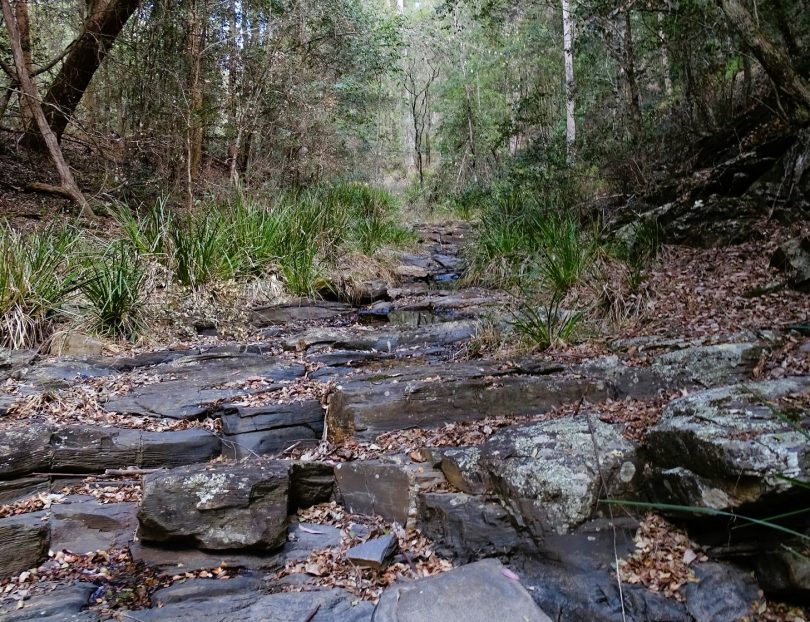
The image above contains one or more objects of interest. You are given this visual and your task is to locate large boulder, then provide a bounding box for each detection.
[644,377,810,510]
[373,558,552,622]
[138,462,289,551]
[444,416,639,536]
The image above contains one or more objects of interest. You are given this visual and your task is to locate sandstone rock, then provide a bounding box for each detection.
[48,332,103,357]
[652,342,764,386]
[683,562,760,622]
[221,401,323,459]
[770,236,810,292]
[0,582,96,622]
[346,534,398,570]
[51,496,138,554]
[440,447,488,494]
[418,492,529,561]
[252,300,354,326]
[0,425,53,478]
[373,558,552,622]
[0,512,50,578]
[151,576,261,607]
[477,416,639,535]
[289,461,335,510]
[753,545,810,599]
[138,462,289,551]
[51,427,221,472]
[117,588,373,622]
[0,476,50,504]
[326,362,614,442]
[16,359,118,388]
[104,353,305,419]
[335,461,411,524]
[645,377,810,509]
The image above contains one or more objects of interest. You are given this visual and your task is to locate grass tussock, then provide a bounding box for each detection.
[1,183,413,347]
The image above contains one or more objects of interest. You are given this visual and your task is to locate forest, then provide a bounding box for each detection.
[0,1,809,621]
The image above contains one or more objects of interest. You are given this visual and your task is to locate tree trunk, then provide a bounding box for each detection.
[719,0,810,123]
[622,9,643,136]
[561,0,576,161]
[29,0,140,145]
[1,0,92,217]
[185,0,206,189]
[14,0,35,132]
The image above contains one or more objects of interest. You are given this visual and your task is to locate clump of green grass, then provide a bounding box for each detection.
[81,240,147,339]
[511,290,584,350]
[0,223,80,349]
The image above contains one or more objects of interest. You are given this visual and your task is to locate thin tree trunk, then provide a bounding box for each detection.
[622,9,642,136]
[719,0,810,123]
[186,0,206,187]
[657,10,672,97]
[561,0,576,161]
[14,0,35,132]
[1,0,92,217]
[28,0,140,145]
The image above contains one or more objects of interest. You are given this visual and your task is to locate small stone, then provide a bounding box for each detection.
[346,534,398,570]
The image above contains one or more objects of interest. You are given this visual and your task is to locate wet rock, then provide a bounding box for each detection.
[335,461,411,524]
[51,427,221,472]
[652,342,764,386]
[645,377,810,509]
[770,236,810,292]
[289,461,335,510]
[0,582,96,622]
[50,496,137,554]
[326,362,614,442]
[477,416,639,536]
[374,558,552,622]
[418,492,529,561]
[221,401,323,459]
[48,332,103,357]
[118,588,373,622]
[252,300,354,326]
[138,462,289,551]
[104,353,305,419]
[683,562,760,622]
[346,534,398,570]
[0,512,50,578]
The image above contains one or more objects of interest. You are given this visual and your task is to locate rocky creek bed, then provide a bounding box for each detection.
[0,222,808,622]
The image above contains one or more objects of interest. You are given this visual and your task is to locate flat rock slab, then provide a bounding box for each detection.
[651,342,764,386]
[0,582,96,622]
[118,588,374,622]
[129,541,280,573]
[14,359,119,388]
[0,425,221,478]
[51,496,138,554]
[347,534,398,569]
[282,320,479,353]
[645,376,810,509]
[252,300,354,326]
[104,353,305,419]
[138,461,289,551]
[472,416,638,535]
[0,511,50,578]
[326,361,615,442]
[373,558,552,622]
[151,575,262,607]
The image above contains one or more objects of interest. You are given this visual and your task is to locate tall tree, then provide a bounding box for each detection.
[562,0,576,161]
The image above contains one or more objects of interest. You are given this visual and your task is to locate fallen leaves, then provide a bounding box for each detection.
[274,502,453,603]
[618,514,706,601]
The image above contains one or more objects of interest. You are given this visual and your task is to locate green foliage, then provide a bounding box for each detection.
[114,197,172,256]
[511,290,584,350]
[81,241,147,339]
[169,211,235,288]
[0,223,80,349]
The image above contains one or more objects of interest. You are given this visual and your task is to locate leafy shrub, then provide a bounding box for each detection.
[81,241,147,339]
[511,290,584,350]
